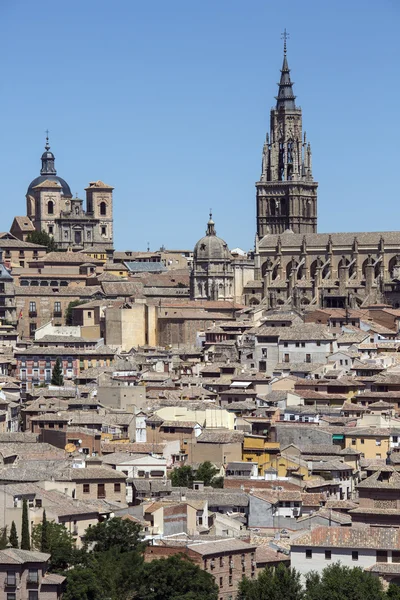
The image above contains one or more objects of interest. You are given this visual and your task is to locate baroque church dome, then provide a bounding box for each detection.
[26,138,72,198]
[193,214,232,262]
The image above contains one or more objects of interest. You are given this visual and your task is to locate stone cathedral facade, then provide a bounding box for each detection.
[250,41,400,310]
[12,138,114,251]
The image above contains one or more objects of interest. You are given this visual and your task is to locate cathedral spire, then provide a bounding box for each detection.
[276,29,296,110]
[40,132,57,176]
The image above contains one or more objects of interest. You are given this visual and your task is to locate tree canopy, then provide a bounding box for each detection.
[169,461,222,488]
[169,465,194,487]
[9,521,18,548]
[21,498,30,550]
[51,357,64,386]
[83,517,144,554]
[32,520,77,571]
[27,230,58,252]
[238,563,304,600]
[304,563,386,600]
[135,554,219,600]
[195,462,219,486]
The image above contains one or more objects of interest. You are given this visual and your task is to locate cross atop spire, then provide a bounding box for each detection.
[281,28,289,55]
[45,129,50,151]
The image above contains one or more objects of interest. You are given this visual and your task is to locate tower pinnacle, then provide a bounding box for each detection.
[276,30,296,111]
[206,210,216,236]
[40,134,57,176]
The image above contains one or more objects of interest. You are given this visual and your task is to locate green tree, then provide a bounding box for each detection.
[169,465,194,488]
[41,510,49,553]
[211,476,224,488]
[386,584,400,600]
[21,498,30,550]
[238,563,303,600]
[32,520,76,571]
[0,527,7,550]
[63,567,102,600]
[63,550,143,600]
[26,230,57,252]
[305,563,386,600]
[51,357,64,386]
[195,462,219,486]
[135,553,219,600]
[9,521,18,548]
[65,300,85,325]
[83,517,144,554]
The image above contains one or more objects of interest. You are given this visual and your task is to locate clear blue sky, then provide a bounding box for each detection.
[0,0,399,252]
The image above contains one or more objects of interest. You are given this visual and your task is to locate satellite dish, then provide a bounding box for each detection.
[65,443,76,454]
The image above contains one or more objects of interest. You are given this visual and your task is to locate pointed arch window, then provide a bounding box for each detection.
[287,139,294,180]
[278,141,285,181]
[47,200,54,215]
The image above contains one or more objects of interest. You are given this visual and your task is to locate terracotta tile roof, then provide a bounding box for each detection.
[160,300,244,309]
[12,216,35,231]
[188,538,257,556]
[14,285,103,297]
[357,468,400,489]
[368,563,400,574]
[101,281,145,297]
[260,231,400,248]
[297,508,352,524]
[0,548,50,564]
[255,546,289,564]
[251,324,335,341]
[85,180,113,189]
[42,573,66,585]
[101,442,165,454]
[350,507,400,516]
[325,499,359,510]
[196,430,244,444]
[250,489,302,503]
[33,179,61,189]
[292,525,400,549]
[43,251,103,264]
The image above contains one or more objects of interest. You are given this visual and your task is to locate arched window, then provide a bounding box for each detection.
[47,200,54,215]
[100,202,107,216]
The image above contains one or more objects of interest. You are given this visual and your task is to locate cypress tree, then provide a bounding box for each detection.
[9,521,18,548]
[0,526,7,549]
[51,357,64,386]
[21,498,30,550]
[41,510,49,553]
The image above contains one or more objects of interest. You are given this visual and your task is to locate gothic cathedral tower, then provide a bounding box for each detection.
[256,33,318,237]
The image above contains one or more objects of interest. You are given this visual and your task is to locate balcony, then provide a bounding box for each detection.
[28,311,37,318]
[53,311,62,317]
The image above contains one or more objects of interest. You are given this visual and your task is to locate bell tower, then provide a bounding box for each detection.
[256,31,318,237]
